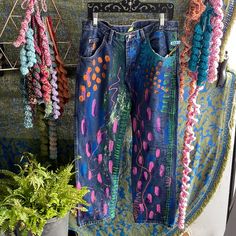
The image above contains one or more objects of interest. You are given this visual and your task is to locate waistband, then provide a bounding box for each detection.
[82,20,178,41]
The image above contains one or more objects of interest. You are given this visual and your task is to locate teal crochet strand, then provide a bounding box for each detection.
[188,5,214,86]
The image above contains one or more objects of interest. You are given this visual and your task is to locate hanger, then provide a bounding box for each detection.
[88,0,174,26]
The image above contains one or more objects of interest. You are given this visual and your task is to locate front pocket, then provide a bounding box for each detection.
[79,35,107,60]
[146,30,178,60]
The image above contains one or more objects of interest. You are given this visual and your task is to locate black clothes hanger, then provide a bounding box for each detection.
[87,0,174,21]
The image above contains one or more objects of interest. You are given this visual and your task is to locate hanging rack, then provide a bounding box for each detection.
[0,0,75,76]
[87,0,174,20]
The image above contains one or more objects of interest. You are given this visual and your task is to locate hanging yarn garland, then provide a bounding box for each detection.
[45,21,61,120]
[179,0,206,100]
[208,0,224,83]
[46,16,70,115]
[178,5,215,230]
[14,0,35,47]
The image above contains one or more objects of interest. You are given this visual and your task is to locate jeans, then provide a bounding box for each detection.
[75,20,179,227]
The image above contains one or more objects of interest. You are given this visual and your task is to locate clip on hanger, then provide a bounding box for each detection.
[87,0,174,21]
[216,51,229,88]
[93,12,98,26]
[160,13,165,26]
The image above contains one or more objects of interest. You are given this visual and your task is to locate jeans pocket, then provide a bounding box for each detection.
[146,30,178,60]
[79,29,107,60]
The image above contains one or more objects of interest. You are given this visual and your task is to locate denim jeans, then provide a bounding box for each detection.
[75,20,179,227]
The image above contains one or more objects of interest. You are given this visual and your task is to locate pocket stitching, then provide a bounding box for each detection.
[80,36,107,61]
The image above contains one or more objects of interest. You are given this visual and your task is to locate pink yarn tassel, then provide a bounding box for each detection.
[178,74,203,229]
[14,0,35,47]
[208,0,224,83]
[34,3,52,67]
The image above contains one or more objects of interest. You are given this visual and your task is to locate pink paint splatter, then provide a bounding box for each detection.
[156,204,161,213]
[147,107,152,121]
[145,88,149,101]
[132,167,138,175]
[96,130,102,144]
[156,148,160,158]
[103,203,108,215]
[113,119,118,133]
[92,99,97,117]
[98,154,103,164]
[147,132,153,141]
[88,170,92,180]
[141,120,145,130]
[76,181,81,190]
[149,162,154,172]
[137,130,141,138]
[137,180,142,190]
[132,117,137,132]
[138,155,143,165]
[97,172,102,183]
[134,144,138,152]
[139,203,144,212]
[156,117,161,132]
[149,211,154,219]
[105,187,110,198]
[86,143,91,157]
[91,190,96,203]
[159,164,165,177]
[109,140,114,152]
[143,141,148,151]
[147,193,153,203]
[144,171,148,180]
[81,119,86,135]
[109,160,113,174]
[154,186,160,196]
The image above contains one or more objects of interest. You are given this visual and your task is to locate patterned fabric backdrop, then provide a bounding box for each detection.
[0,1,236,236]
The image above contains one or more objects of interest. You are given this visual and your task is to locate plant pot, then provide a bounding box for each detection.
[41,213,69,236]
[15,213,69,236]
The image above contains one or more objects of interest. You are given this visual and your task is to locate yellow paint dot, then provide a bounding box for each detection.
[158,79,161,83]
[98,57,103,63]
[166,89,169,92]
[92,59,96,66]
[158,84,161,88]
[154,90,158,94]
[87,81,91,87]
[93,84,98,91]
[153,82,157,85]
[156,71,160,75]
[96,77,101,84]
[87,67,92,73]
[102,72,106,79]
[79,96,85,102]
[154,77,157,80]
[95,66,100,73]
[80,85,86,92]
[105,55,110,62]
[87,92,91,97]
[92,73,96,80]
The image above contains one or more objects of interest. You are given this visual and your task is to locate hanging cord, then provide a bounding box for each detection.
[179,0,206,100]
[178,5,214,230]
[208,0,224,83]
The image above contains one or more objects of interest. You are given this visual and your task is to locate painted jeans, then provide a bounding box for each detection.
[75,20,179,227]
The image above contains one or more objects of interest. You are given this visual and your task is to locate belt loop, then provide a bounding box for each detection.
[140,29,146,41]
[108,29,114,45]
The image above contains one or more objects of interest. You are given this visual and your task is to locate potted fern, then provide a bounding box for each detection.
[0,153,89,236]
